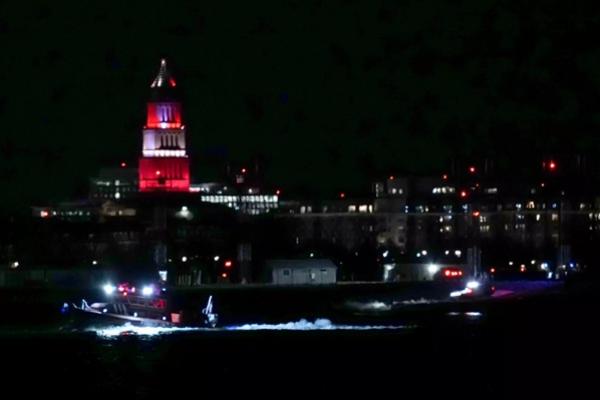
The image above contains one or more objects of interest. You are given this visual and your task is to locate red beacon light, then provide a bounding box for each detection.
[224,260,233,268]
[340,192,346,199]
[120,162,127,168]
[468,166,476,174]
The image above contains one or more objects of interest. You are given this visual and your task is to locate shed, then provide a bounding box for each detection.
[267,259,337,285]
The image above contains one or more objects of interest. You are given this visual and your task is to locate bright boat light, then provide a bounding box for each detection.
[142,285,154,296]
[466,281,480,289]
[103,284,116,295]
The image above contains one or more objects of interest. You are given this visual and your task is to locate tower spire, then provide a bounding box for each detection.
[151,58,177,88]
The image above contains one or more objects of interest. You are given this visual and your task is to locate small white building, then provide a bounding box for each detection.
[267,259,337,285]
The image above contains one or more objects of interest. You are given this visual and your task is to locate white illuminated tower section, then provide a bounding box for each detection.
[139,59,190,192]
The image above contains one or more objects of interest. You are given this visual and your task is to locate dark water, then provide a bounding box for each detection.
[1,284,598,399]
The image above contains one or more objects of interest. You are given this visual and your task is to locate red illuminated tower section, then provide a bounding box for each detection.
[139,59,190,192]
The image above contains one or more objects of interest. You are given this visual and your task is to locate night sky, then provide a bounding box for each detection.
[2,1,600,213]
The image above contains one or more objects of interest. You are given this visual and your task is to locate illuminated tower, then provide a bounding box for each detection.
[138,59,190,192]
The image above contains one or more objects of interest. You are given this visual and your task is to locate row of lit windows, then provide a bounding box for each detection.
[432,187,456,194]
[201,195,278,204]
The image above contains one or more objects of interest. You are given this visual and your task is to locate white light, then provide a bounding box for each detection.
[181,256,188,262]
[92,260,98,265]
[133,312,138,317]
[158,270,168,282]
[142,285,154,296]
[309,253,314,258]
[103,283,116,295]
[416,253,421,258]
[213,255,220,262]
[421,250,428,256]
[382,250,389,258]
[530,260,536,265]
[115,192,121,200]
[11,261,19,269]
[445,250,450,255]
[181,206,188,212]
[102,308,107,313]
[162,316,167,321]
[427,264,439,274]
[466,281,480,289]
[454,250,461,257]
[540,262,549,270]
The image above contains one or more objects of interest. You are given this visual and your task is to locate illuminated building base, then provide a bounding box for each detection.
[139,157,190,192]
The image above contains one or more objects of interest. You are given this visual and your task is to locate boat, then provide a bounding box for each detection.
[68,282,218,328]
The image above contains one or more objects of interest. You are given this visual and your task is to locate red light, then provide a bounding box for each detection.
[490,267,496,274]
[549,161,556,170]
[472,211,480,217]
[155,170,161,176]
[120,162,127,168]
[340,192,346,199]
[40,210,49,218]
[520,265,526,272]
[221,273,228,278]
[224,260,233,268]
[169,78,177,87]
[241,168,247,174]
[276,189,281,196]
[540,182,545,188]
[442,174,448,180]
[389,175,395,180]
[468,166,476,174]
[443,268,463,278]
[460,190,468,198]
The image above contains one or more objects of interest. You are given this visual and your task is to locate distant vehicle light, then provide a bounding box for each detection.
[224,260,233,268]
[427,264,439,274]
[442,267,463,278]
[489,267,496,274]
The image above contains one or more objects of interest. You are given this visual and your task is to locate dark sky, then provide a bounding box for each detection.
[2,1,600,211]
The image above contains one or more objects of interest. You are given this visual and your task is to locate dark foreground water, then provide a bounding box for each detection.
[1,282,599,399]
